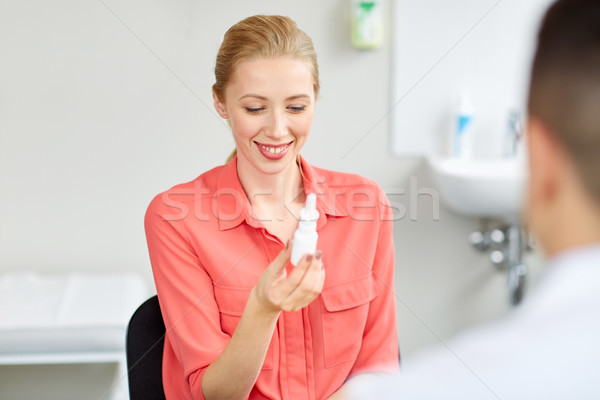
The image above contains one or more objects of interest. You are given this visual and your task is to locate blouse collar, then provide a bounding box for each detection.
[215,155,347,231]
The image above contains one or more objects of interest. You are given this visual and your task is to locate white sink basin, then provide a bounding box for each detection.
[427,157,528,220]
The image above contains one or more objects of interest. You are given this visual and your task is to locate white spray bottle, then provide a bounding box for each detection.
[290,193,319,266]
[452,94,475,159]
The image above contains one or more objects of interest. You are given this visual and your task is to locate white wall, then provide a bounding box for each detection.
[0,0,548,398]
[391,0,553,157]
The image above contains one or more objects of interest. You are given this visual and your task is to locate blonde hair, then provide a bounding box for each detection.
[213,15,320,163]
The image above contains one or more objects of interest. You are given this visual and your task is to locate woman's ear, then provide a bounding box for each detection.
[213,90,229,119]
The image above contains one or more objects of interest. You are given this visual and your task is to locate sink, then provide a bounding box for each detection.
[427,157,528,220]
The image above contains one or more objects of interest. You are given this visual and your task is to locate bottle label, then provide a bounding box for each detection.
[457,115,472,135]
[454,115,473,158]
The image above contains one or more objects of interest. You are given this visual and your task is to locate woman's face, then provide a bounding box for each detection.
[214,57,316,176]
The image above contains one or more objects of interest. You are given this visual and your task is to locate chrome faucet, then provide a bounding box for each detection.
[503,110,523,158]
[505,224,528,305]
[469,223,529,305]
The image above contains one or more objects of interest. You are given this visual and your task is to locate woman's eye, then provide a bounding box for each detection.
[288,105,306,113]
[245,107,264,114]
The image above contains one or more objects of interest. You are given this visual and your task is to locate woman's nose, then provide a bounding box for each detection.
[265,110,287,139]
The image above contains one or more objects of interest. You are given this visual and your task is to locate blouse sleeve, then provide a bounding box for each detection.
[144,194,227,400]
[349,186,400,377]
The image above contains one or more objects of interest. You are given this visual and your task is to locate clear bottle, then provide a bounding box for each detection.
[290,193,319,266]
[502,110,523,158]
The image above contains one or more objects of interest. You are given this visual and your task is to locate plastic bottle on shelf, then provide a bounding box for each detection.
[452,94,475,159]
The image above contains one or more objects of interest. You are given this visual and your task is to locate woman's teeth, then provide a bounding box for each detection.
[260,144,284,154]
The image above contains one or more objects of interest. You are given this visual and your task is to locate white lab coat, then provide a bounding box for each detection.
[349,244,600,400]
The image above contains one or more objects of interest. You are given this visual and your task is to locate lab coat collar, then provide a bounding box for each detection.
[521,243,600,319]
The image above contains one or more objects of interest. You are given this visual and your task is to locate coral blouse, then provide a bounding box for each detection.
[144,156,399,400]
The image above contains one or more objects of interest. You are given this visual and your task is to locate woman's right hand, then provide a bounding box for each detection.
[203,241,324,400]
[252,240,325,313]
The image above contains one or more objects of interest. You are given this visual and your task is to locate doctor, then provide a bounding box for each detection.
[347,0,600,398]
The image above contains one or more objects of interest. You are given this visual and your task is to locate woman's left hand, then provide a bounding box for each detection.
[252,240,325,313]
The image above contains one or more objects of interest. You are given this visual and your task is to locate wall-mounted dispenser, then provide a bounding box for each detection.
[351,0,383,49]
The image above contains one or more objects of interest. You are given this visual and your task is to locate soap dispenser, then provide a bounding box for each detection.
[351,0,383,49]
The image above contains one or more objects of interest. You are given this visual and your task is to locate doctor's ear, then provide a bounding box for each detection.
[527,117,565,203]
[213,90,229,119]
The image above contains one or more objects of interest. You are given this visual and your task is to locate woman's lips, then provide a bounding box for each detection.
[255,141,292,160]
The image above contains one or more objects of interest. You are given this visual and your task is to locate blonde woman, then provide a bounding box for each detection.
[145,15,399,400]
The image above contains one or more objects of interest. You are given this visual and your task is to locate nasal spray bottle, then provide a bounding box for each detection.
[290,193,319,266]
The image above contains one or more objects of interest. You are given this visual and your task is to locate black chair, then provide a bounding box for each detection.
[126,295,167,400]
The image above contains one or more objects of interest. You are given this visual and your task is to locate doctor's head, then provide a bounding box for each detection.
[212,15,320,172]
[526,0,600,253]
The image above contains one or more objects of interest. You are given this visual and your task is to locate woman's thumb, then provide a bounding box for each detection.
[268,239,292,275]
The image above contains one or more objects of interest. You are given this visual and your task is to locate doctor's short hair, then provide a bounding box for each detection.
[212,15,320,102]
[527,0,600,201]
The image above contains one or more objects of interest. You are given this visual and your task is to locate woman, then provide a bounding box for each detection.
[145,15,398,400]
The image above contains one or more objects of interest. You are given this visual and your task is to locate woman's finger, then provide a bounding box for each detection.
[268,252,313,300]
[263,240,293,282]
[280,253,324,311]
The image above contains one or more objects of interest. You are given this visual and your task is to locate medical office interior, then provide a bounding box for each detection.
[0,0,553,399]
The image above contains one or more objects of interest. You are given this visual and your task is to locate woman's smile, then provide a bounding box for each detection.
[255,140,293,160]
[214,56,315,176]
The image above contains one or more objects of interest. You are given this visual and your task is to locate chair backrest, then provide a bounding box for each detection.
[126,295,167,400]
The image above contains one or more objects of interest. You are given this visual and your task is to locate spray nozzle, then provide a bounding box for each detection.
[300,193,319,222]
